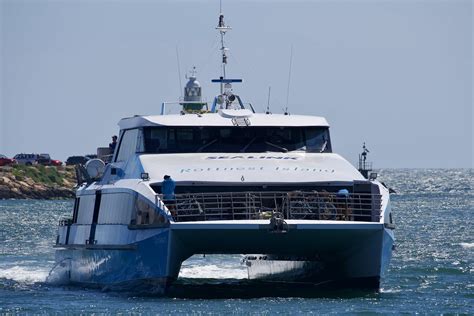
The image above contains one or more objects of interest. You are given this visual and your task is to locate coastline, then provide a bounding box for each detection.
[0,165,76,200]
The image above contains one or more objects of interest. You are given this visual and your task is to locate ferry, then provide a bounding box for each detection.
[51,10,395,292]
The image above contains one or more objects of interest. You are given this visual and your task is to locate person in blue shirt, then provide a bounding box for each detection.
[336,189,349,198]
[162,175,176,218]
[162,175,176,200]
[336,188,351,220]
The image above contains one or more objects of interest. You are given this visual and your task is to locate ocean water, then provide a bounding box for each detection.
[0,169,472,314]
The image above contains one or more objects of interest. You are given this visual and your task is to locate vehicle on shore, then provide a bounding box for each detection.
[51,10,394,294]
[11,153,63,166]
[50,159,63,166]
[0,154,16,166]
[65,156,90,166]
[36,154,63,166]
[36,154,51,165]
[13,153,38,166]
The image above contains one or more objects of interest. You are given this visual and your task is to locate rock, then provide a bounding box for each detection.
[1,176,12,185]
[0,185,11,199]
[62,179,74,188]
[17,181,31,189]
[10,181,20,189]
[11,187,22,195]
[0,166,76,199]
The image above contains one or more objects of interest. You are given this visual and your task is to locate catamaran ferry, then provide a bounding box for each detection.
[51,9,395,292]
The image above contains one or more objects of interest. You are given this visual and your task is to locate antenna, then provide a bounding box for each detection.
[284,45,293,115]
[266,86,271,114]
[176,46,183,99]
[216,6,232,93]
[211,3,242,111]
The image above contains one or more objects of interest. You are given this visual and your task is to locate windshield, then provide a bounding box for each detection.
[143,126,331,154]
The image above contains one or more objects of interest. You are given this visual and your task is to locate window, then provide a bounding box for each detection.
[143,126,332,154]
[305,127,332,153]
[115,129,139,162]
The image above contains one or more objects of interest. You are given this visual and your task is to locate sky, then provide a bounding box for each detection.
[0,0,472,168]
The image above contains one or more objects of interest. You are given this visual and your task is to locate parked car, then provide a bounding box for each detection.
[0,154,16,166]
[13,153,38,165]
[50,159,63,166]
[66,156,90,166]
[36,153,63,166]
[37,153,51,165]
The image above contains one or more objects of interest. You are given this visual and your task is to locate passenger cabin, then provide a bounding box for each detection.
[114,113,332,160]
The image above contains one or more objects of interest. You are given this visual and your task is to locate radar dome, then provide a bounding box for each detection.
[85,159,106,180]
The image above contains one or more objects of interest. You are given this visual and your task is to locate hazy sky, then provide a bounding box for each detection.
[0,0,472,168]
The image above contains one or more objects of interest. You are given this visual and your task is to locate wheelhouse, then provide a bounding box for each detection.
[113,121,332,162]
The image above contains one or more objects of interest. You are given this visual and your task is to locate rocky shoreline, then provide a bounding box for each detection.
[0,165,76,200]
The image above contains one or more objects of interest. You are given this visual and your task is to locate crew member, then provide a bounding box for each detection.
[109,135,118,153]
[162,175,177,217]
[162,175,176,200]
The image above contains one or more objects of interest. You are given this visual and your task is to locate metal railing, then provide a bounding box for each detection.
[160,101,210,115]
[158,191,382,223]
[358,158,373,171]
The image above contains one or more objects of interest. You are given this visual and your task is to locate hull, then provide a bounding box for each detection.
[245,257,325,281]
[245,227,394,289]
[50,229,174,293]
[50,221,394,292]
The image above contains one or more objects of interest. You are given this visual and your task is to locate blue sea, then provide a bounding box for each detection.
[1,169,472,314]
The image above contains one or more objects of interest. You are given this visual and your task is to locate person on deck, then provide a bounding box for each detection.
[336,189,351,220]
[162,175,176,217]
[109,135,118,153]
[162,175,176,200]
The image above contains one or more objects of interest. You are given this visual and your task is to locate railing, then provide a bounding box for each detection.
[358,160,373,171]
[160,100,256,115]
[158,191,382,223]
[160,101,210,115]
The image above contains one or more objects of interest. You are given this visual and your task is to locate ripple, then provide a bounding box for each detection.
[1,170,473,313]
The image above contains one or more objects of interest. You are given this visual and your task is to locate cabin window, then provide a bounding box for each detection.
[305,127,332,153]
[145,128,168,152]
[136,129,145,153]
[143,126,332,154]
[116,129,139,161]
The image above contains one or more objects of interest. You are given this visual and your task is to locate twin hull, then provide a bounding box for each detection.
[53,221,394,291]
[52,152,394,291]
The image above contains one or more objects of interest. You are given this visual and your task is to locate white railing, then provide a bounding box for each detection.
[160,101,210,115]
[157,191,382,223]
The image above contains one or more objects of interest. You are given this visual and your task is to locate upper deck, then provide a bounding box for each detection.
[118,111,330,130]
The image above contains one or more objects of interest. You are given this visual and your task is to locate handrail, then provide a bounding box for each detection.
[160,101,210,115]
[155,191,382,223]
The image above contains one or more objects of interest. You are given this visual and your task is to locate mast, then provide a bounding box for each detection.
[211,6,243,111]
[216,11,232,94]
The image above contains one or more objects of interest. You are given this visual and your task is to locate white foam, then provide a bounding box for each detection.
[0,265,49,284]
[460,242,474,249]
[380,287,402,294]
[179,264,247,279]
